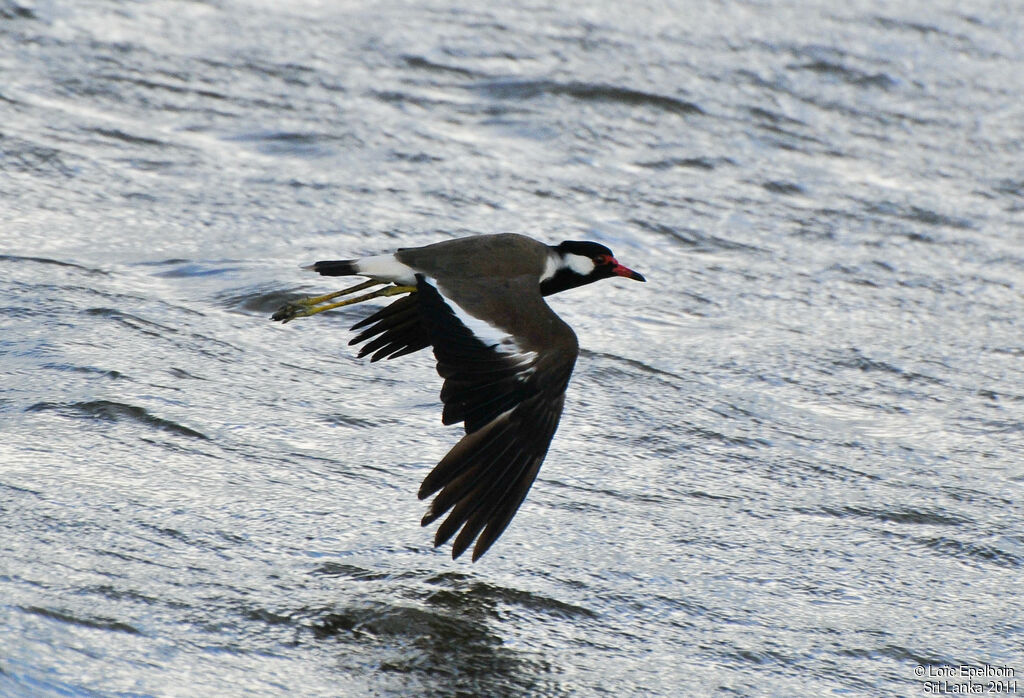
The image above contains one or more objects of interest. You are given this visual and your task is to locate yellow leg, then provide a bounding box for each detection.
[292,279,381,307]
[272,283,416,323]
[272,279,380,323]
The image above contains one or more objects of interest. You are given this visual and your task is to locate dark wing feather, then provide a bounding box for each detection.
[414,276,578,561]
[348,293,431,362]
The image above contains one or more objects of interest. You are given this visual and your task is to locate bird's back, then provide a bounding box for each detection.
[395,233,549,282]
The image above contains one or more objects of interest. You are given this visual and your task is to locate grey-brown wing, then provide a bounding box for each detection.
[414,275,578,561]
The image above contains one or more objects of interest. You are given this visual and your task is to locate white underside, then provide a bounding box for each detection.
[427,276,538,371]
[354,254,417,285]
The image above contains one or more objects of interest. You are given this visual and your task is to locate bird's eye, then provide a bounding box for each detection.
[594,254,610,265]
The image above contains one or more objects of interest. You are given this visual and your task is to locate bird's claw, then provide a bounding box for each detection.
[271,302,309,323]
[271,282,417,324]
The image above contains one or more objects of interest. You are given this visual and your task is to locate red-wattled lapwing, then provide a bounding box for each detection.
[272,233,645,561]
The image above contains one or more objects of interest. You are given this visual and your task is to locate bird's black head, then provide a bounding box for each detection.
[540,240,646,296]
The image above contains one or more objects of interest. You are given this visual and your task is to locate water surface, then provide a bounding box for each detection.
[2,1,1022,695]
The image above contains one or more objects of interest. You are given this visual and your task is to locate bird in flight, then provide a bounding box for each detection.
[272,233,645,561]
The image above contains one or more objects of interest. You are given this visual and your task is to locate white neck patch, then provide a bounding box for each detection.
[541,254,560,282]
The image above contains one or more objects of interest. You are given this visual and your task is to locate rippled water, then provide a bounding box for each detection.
[2,1,1022,696]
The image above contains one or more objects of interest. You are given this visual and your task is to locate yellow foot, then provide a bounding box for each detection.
[272,279,378,322]
[272,282,416,323]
